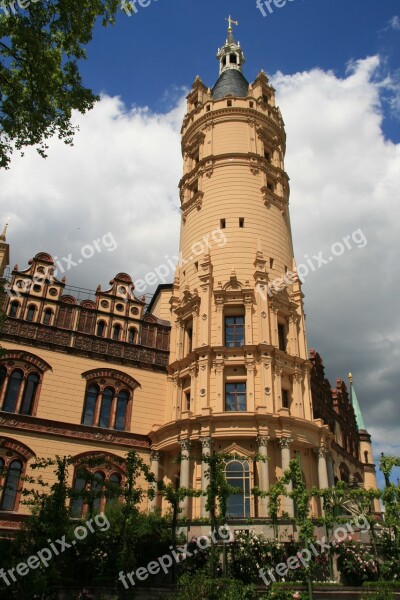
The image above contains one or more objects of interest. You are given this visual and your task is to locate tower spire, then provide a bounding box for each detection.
[348,373,366,431]
[217,17,245,75]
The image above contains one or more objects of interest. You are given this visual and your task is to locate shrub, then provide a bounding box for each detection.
[170,573,257,600]
[334,538,378,586]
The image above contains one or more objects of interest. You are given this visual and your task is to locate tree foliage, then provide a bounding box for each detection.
[0,0,121,168]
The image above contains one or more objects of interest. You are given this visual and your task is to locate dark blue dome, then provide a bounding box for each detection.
[212,69,249,100]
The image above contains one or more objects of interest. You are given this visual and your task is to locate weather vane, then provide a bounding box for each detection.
[226,15,238,31]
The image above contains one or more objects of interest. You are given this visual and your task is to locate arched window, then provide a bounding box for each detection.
[77,309,95,335]
[20,373,40,415]
[99,388,114,428]
[81,370,137,431]
[9,301,19,318]
[112,324,121,341]
[115,390,129,431]
[82,385,99,427]
[2,370,24,413]
[225,460,251,518]
[0,460,22,511]
[128,328,137,344]
[43,309,53,326]
[56,300,74,329]
[96,321,106,337]
[0,353,49,416]
[70,455,124,516]
[26,305,36,322]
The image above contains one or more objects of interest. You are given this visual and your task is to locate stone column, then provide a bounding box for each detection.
[179,439,191,516]
[326,453,335,488]
[256,435,270,517]
[149,451,160,510]
[200,437,212,517]
[278,437,294,517]
[315,447,329,490]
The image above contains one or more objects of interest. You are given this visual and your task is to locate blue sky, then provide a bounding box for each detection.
[81,0,400,141]
[1,0,400,487]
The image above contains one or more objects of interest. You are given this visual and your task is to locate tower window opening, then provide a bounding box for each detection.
[225,315,245,348]
[239,218,244,228]
[194,261,198,271]
[249,101,254,108]
[220,219,226,229]
[270,258,274,269]
[230,54,237,64]
[206,105,211,112]
[267,182,274,192]
[184,389,191,412]
[223,56,227,66]
[282,388,290,409]
[227,100,232,107]
[225,382,246,412]
[192,179,199,195]
[278,323,287,351]
[264,151,271,162]
[364,451,369,464]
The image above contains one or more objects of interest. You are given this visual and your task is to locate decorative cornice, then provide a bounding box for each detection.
[81,368,140,390]
[0,412,151,449]
[1,320,169,372]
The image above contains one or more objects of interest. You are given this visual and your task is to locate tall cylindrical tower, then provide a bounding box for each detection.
[151,22,331,519]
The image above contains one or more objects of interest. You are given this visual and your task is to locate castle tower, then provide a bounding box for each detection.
[149,22,356,520]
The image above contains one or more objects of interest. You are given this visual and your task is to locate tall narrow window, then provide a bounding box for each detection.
[0,460,22,511]
[26,305,36,322]
[225,460,250,518]
[77,310,95,334]
[82,385,99,426]
[278,324,286,351]
[20,373,40,415]
[9,302,19,318]
[99,388,113,428]
[128,328,137,344]
[96,321,106,337]
[225,316,245,347]
[43,309,52,326]
[2,370,23,413]
[112,324,121,341]
[225,382,246,412]
[106,473,121,506]
[282,389,290,409]
[114,390,129,431]
[92,471,105,512]
[70,472,87,517]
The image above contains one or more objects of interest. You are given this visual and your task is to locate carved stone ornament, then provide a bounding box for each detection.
[278,437,293,450]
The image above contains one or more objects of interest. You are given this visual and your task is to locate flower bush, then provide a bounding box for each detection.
[334,538,378,586]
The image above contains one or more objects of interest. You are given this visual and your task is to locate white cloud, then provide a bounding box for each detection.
[1,55,399,462]
[389,15,400,31]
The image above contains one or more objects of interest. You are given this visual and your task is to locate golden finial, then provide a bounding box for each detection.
[226,15,238,31]
[348,372,353,385]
